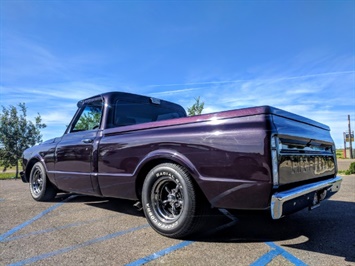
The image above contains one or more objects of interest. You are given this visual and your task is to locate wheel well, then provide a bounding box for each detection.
[135,159,206,202]
[135,159,169,200]
[25,159,39,182]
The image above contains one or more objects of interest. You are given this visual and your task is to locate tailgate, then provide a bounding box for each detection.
[271,111,336,187]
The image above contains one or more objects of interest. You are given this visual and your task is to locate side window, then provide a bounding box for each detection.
[71,100,102,132]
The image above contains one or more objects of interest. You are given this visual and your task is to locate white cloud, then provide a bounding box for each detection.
[154,65,354,149]
[1,32,353,149]
[41,111,75,125]
[149,88,199,97]
[1,34,108,86]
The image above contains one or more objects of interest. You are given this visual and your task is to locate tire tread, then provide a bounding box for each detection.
[30,162,57,202]
[142,162,209,239]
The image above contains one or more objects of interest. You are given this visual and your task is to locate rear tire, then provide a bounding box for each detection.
[29,162,57,201]
[142,163,206,238]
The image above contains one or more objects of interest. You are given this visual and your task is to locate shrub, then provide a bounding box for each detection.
[347,162,355,174]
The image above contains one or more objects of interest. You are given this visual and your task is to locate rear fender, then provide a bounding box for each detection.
[134,149,203,198]
[137,149,200,178]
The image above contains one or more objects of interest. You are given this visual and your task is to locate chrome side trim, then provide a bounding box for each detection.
[271,176,342,219]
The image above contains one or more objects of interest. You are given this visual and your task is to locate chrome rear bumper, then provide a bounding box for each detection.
[271,176,342,219]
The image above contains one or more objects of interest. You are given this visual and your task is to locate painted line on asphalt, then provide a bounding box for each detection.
[250,242,307,266]
[8,224,150,266]
[250,248,280,266]
[266,242,307,266]
[0,195,77,242]
[125,209,239,266]
[126,241,193,266]
[219,210,307,266]
[2,215,116,242]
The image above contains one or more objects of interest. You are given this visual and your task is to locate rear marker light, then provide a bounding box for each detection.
[271,136,279,188]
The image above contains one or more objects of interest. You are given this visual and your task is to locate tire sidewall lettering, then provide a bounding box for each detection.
[142,163,197,237]
[146,168,184,230]
[145,203,179,230]
[155,171,183,189]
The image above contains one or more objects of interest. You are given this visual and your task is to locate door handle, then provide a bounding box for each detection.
[82,138,94,143]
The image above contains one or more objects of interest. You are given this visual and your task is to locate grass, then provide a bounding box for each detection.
[0,172,19,180]
[336,149,344,159]
[0,161,22,179]
[0,162,21,171]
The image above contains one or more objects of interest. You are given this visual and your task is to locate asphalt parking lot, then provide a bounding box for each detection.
[1,175,354,266]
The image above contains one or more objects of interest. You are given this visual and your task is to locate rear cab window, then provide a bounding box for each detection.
[107,98,186,129]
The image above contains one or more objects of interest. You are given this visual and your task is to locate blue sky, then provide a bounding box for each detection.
[0,1,354,149]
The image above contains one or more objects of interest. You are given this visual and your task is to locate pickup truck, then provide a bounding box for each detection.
[21,91,342,238]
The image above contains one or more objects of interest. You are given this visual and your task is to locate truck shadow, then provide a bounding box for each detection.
[86,198,145,217]
[53,194,354,263]
[53,193,145,217]
[196,200,355,263]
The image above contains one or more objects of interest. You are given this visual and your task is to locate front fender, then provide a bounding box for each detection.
[22,154,44,183]
[22,153,57,186]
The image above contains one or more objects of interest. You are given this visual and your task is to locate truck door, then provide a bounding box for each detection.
[54,99,103,194]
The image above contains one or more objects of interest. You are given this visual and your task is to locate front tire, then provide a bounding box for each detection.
[142,163,206,238]
[29,162,57,201]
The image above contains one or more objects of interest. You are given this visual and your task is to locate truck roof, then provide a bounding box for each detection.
[78,91,330,132]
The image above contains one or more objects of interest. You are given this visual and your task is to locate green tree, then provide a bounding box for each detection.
[0,103,46,178]
[73,106,102,131]
[187,97,205,116]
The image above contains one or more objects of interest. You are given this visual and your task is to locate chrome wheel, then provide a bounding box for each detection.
[31,166,44,196]
[29,162,57,201]
[142,163,206,238]
[151,176,184,222]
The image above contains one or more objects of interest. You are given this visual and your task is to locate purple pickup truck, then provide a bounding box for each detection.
[21,91,342,238]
